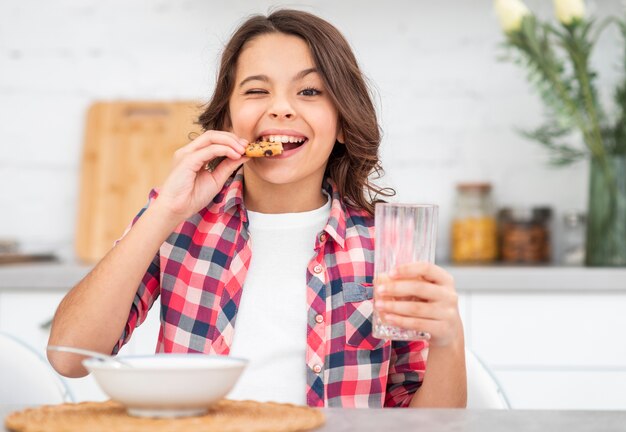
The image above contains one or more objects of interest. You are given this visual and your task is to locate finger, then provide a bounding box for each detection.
[391,262,454,285]
[182,145,244,172]
[376,298,439,320]
[376,279,439,301]
[204,130,248,151]
[178,130,247,155]
[382,313,436,334]
[209,156,250,184]
[191,130,248,151]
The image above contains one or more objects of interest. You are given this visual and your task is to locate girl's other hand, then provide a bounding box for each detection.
[153,130,249,223]
[375,262,463,348]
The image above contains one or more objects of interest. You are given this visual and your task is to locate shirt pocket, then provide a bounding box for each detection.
[342,282,385,350]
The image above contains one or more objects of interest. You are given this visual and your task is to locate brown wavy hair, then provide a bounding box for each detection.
[197,9,394,215]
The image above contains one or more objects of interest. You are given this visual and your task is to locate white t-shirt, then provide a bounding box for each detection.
[228,194,331,404]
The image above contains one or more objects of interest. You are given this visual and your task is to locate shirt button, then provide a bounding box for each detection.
[313,264,323,274]
[319,233,327,242]
[315,314,324,324]
[313,364,323,374]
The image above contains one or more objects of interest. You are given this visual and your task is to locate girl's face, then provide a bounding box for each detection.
[228,33,343,187]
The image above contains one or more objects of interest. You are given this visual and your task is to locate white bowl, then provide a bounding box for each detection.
[83,354,247,418]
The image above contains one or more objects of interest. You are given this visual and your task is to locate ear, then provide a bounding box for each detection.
[336,128,345,145]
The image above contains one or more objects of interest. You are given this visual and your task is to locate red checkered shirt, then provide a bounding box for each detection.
[113,168,428,408]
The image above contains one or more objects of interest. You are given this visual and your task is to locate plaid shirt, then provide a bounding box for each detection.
[114,168,428,408]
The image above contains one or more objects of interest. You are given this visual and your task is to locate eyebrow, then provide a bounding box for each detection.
[238,68,319,87]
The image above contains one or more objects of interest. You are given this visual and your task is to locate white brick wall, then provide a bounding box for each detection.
[0,0,622,261]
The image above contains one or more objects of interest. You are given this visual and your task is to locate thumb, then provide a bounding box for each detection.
[210,157,248,185]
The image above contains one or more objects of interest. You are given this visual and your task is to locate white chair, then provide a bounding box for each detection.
[466,348,510,409]
[0,332,73,404]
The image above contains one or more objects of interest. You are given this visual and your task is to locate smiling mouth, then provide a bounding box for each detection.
[256,135,308,152]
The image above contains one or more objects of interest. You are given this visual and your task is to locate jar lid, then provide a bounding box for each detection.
[499,207,533,223]
[563,210,586,227]
[499,207,553,223]
[533,207,552,222]
[456,182,492,191]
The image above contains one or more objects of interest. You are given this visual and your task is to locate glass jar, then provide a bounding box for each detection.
[451,183,497,263]
[561,211,586,266]
[499,207,552,264]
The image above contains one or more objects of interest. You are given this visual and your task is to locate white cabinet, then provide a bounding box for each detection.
[469,293,626,367]
[0,269,162,403]
[452,266,626,410]
[495,370,626,410]
[0,290,106,402]
[0,292,65,354]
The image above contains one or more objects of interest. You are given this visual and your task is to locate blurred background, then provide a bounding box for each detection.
[1,0,622,261]
[1,0,625,411]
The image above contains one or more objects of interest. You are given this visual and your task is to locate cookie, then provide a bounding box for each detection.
[244,141,283,157]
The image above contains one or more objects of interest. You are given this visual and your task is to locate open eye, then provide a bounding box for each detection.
[299,87,322,97]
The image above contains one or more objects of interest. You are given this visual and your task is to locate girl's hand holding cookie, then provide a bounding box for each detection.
[375,262,463,348]
[154,130,249,222]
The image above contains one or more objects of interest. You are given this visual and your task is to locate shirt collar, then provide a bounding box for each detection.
[322,177,347,249]
[214,167,348,248]
[220,168,246,218]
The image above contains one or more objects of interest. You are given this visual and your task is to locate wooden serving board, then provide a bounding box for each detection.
[75,101,204,263]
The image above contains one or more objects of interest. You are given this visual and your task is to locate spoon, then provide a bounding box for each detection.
[47,345,132,367]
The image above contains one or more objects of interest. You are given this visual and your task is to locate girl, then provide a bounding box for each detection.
[48,9,466,408]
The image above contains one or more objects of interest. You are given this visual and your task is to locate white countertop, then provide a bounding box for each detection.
[0,262,92,291]
[4,404,626,432]
[0,262,625,293]
[447,265,626,292]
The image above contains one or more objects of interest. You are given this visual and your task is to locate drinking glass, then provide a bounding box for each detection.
[373,203,439,341]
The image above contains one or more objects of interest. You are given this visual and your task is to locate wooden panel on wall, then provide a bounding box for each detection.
[75,101,204,263]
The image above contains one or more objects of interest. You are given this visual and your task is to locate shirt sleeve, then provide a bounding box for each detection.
[111,189,161,355]
[384,340,429,407]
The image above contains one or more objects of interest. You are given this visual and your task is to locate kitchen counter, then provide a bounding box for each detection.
[0,262,625,293]
[3,404,626,432]
[0,263,91,291]
[447,265,626,292]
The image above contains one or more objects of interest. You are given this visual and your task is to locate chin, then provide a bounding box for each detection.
[244,162,319,187]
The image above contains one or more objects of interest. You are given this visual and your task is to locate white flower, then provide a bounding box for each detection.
[554,0,586,25]
[494,0,531,33]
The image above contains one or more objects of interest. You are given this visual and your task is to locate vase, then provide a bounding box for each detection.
[585,154,626,266]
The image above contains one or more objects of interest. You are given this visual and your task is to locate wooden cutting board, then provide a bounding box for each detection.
[75,101,204,263]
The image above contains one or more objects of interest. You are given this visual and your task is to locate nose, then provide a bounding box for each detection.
[268,94,295,120]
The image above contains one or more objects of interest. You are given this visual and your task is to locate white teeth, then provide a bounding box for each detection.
[260,135,306,143]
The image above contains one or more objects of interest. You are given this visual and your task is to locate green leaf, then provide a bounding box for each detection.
[496,11,623,163]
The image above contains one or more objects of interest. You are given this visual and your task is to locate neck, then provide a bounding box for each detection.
[242,167,327,213]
